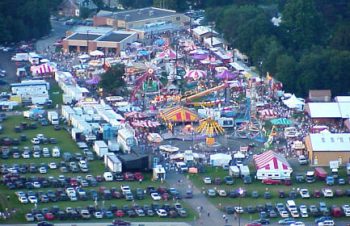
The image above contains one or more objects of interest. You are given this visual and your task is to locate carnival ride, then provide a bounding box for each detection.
[180,83,228,103]
[196,117,225,146]
[130,68,163,102]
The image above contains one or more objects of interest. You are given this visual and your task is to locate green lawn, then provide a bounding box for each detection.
[0,115,196,223]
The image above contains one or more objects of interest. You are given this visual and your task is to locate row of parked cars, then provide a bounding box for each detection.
[206,186,350,199]
[24,202,188,222]
[1,142,59,160]
[0,159,89,176]
[15,183,192,204]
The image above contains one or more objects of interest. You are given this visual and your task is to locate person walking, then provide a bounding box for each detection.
[207,211,210,217]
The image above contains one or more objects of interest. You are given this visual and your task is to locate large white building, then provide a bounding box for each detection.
[11,80,50,104]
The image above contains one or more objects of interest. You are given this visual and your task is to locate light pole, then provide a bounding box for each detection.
[238,187,244,226]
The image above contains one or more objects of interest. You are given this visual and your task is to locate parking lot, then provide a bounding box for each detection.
[188,166,350,224]
[0,115,195,224]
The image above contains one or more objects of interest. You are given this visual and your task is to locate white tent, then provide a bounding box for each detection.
[89,50,104,57]
[234,151,245,159]
[283,94,305,110]
[210,153,232,166]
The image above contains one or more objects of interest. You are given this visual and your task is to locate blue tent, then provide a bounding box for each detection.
[154,39,165,46]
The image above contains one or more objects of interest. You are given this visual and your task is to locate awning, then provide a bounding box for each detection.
[270,118,292,126]
[131,120,160,128]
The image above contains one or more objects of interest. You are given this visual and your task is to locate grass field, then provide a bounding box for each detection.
[0,115,196,223]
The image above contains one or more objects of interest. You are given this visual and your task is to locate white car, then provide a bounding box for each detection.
[299,189,310,198]
[291,222,305,226]
[33,152,41,158]
[120,185,131,195]
[18,196,28,204]
[279,210,289,218]
[299,205,308,218]
[203,177,212,184]
[342,205,350,216]
[48,162,57,169]
[33,181,41,188]
[28,196,38,204]
[22,152,30,159]
[156,209,167,217]
[322,188,334,197]
[217,190,227,197]
[234,206,244,213]
[318,220,335,226]
[290,210,300,218]
[151,192,161,201]
[93,211,103,219]
[39,167,47,174]
[31,138,40,144]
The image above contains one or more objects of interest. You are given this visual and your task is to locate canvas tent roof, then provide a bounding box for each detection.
[282,94,305,109]
[160,106,198,122]
[253,150,291,170]
[306,103,342,118]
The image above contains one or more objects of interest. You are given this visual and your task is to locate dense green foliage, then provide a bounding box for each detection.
[0,0,61,44]
[207,0,350,96]
[99,64,126,95]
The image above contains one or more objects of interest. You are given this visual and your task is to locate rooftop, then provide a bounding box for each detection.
[96,7,178,22]
[66,33,101,41]
[309,133,350,151]
[70,26,114,35]
[97,32,132,42]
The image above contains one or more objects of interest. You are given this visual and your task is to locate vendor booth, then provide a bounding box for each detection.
[153,165,166,181]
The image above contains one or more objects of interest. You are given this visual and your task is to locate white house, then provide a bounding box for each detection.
[253,150,293,180]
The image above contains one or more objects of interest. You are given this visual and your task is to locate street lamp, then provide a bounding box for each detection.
[238,187,244,226]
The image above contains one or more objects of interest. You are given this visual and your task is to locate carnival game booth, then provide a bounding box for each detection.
[253,150,293,180]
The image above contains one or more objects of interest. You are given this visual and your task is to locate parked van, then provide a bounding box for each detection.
[103,172,113,182]
[52,146,61,157]
[286,200,297,212]
[306,171,315,183]
[315,167,328,181]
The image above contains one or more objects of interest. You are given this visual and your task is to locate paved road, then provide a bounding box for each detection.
[166,171,247,226]
[35,20,68,53]
[0,223,190,226]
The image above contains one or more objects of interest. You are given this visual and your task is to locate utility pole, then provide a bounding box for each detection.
[86,30,90,53]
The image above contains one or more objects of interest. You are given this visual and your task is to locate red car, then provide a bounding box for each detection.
[262,179,282,185]
[70,178,78,187]
[123,172,135,181]
[115,210,125,217]
[162,192,170,201]
[44,212,55,221]
[134,172,144,181]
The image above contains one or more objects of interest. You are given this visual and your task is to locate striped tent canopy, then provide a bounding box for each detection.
[32,64,55,75]
[253,150,291,170]
[160,106,198,122]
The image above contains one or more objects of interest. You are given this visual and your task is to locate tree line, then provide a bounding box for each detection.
[205,0,350,96]
[0,0,61,44]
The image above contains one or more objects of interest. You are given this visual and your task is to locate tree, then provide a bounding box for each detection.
[330,22,350,51]
[99,64,126,95]
[79,7,91,19]
[280,0,325,51]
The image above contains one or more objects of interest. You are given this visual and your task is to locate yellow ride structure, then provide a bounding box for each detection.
[196,118,225,146]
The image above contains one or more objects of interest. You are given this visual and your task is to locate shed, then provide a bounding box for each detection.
[309,90,331,102]
[153,165,166,181]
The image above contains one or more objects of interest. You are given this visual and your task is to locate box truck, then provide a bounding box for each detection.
[47,111,59,125]
[93,140,109,158]
[104,153,122,173]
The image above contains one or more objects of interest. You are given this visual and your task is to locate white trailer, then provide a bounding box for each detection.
[117,128,137,153]
[229,166,240,177]
[47,111,59,125]
[61,105,75,121]
[239,165,250,177]
[104,153,122,173]
[93,140,109,158]
[108,140,120,152]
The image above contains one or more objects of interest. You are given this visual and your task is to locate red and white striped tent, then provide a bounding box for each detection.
[31,64,55,75]
[124,111,148,119]
[253,150,293,180]
[258,109,278,119]
[131,120,161,128]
